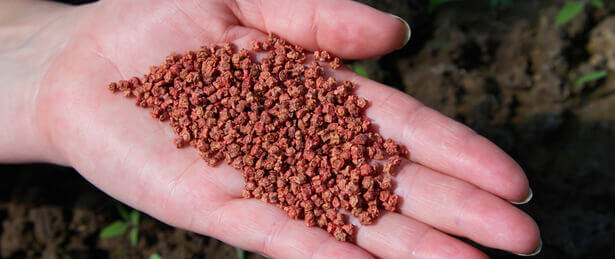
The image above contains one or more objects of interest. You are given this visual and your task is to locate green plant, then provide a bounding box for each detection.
[556,2,585,25]
[590,0,604,8]
[556,0,604,26]
[99,203,141,246]
[149,253,163,259]
[351,65,371,79]
[235,247,245,259]
[574,70,607,89]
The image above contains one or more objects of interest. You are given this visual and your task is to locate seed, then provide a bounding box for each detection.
[107,34,408,243]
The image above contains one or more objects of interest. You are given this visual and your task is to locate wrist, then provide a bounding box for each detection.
[0,0,83,165]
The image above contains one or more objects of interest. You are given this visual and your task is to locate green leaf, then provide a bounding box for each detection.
[99,221,128,238]
[556,2,585,25]
[129,210,140,226]
[129,228,139,246]
[115,203,129,221]
[574,70,607,89]
[591,0,604,8]
[149,253,163,259]
[352,65,370,79]
[428,0,459,13]
[235,248,245,259]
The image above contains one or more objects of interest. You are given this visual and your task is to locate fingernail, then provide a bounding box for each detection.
[511,188,533,205]
[515,238,542,256]
[390,14,411,49]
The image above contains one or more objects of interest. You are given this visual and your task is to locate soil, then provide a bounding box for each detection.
[0,164,266,259]
[1,0,614,258]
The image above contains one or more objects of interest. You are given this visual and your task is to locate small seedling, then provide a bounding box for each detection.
[149,253,163,259]
[590,0,604,8]
[574,70,607,90]
[556,0,604,26]
[235,248,245,259]
[99,203,141,246]
[351,65,371,79]
[556,2,585,25]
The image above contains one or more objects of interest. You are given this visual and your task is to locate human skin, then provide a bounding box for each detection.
[0,0,540,258]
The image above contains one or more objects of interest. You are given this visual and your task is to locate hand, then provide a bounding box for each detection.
[1,0,540,258]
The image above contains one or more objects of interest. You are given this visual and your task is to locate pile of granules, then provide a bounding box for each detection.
[108,35,408,242]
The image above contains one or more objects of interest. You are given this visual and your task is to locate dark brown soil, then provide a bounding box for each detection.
[0,164,266,259]
[1,0,614,258]
[358,0,615,258]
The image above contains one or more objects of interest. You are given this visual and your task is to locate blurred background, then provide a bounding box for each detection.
[1,0,613,258]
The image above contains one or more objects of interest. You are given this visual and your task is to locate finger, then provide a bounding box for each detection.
[202,199,373,259]
[394,160,541,254]
[227,0,409,58]
[355,213,487,259]
[329,68,531,203]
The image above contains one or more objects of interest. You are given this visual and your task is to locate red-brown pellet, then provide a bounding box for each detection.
[108,34,409,242]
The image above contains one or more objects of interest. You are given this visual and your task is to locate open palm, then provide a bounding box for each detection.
[32,0,539,258]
